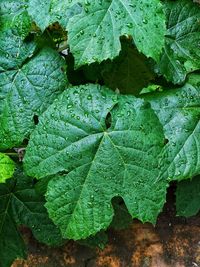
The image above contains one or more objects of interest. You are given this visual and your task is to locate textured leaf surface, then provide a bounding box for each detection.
[0,30,68,149]
[176,176,200,217]
[28,0,82,31]
[144,75,200,181]
[67,0,166,67]
[24,84,166,240]
[0,0,31,37]
[0,153,15,183]
[0,167,63,267]
[156,0,200,84]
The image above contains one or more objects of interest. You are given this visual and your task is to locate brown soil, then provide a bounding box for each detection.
[12,186,200,267]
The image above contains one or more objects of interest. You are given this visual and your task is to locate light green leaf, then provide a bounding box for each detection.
[0,30,68,149]
[0,153,15,183]
[176,176,200,217]
[67,0,166,67]
[144,74,200,181]
[156,0,200,84]
[0,167,63,267]
[0,0,31,37]
[28,0,82,31]
[24,84,166,240]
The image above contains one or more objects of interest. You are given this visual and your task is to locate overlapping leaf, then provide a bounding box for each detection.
[0,153,15,183]
[28,0,82,31]
[0,0,31,37]
[67,0,166,67]
[0,30,68,149]
[156,0,200,84]
[0,167,63,267]
[24,84,167,240]
[176,176,200,217]
[102,40,155,95]
[144,74,200,181]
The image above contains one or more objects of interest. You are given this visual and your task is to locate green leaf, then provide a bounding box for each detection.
[102,40,155,95]
[78,231,108,249]
[144,74,200,181]
[67,0,166,67]
[0,166,63,267]
[110,198,132,230]
[28,0,82,31]
[156,0,200,84]
[0,0,31,37]
[24,84,166,240]
[0,153,15,183]
[0,30,68,149]
[0,30,36,72]
[176,176,200,217]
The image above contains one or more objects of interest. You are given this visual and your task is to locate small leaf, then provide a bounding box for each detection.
[0,0,31,37]
[78,231,108,249]
[110,198,133,230]
[24,84,166,240]
[144,74,200,181]
[156,0,200,84]
[176,176,200,217]
[0,153,15,183]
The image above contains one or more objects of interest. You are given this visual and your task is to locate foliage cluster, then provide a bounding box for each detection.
[0,0,200,266]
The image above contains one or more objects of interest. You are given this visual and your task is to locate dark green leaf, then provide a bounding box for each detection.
[102,40,155,95]
[78,231,108,249]
[110,198,132,230]
[176,176,200,217]
[0,166,63,267]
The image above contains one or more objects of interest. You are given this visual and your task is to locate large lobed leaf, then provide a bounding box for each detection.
[24,84,167,240]
[0,30,68,149]
[67,0,166,67]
